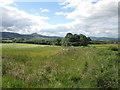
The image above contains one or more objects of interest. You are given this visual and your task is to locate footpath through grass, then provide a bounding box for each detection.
[2,43,119,88]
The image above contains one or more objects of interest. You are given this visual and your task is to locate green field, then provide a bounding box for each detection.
[2,43,119,88]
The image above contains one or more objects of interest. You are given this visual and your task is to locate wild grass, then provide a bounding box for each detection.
[2,43,119,88]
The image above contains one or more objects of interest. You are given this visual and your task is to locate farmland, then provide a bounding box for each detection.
[2,43,119,88]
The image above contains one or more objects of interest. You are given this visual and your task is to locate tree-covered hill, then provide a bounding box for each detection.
[0,32,59,40]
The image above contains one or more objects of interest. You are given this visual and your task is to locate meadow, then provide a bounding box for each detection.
[2,43,119,88]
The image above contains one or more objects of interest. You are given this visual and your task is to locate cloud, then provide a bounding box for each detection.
[0,0,14,6]
[55,12,68,15]
[40,8,50,13]
[1,0,118,38]
[61,0,118,37]
[0,0,17,7]
[1,5,50,34]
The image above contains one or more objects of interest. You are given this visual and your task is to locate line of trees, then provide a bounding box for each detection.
[2,33,92,46]
[2,39,51,45]
[51,33,91,46]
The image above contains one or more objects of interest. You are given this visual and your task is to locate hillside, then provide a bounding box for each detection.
[0,32,59,40]
[90,36,117,40]
[0,32,117,40]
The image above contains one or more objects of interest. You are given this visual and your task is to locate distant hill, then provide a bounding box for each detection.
[0,32,117,40]
[0,32,59,40]
[90,37,118,40]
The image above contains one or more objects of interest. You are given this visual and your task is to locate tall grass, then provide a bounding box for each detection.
[2,43,119,88]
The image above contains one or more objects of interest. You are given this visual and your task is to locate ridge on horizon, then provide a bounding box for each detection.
[0,32,118,40]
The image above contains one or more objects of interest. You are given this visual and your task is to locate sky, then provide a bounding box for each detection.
[0,0,118,38]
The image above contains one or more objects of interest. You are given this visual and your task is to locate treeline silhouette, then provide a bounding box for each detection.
[2,33,118,46]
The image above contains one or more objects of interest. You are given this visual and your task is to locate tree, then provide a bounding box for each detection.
[65,33,75,42]
[61,39,72,46]
[62,33,91,46]
[79,34,88,46]
[65,33,73,39]
[51,38,62,46]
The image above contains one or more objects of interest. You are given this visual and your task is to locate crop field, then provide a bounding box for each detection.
[1,43,119,88]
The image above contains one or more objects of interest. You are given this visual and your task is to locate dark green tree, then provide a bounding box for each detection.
[51,38,62,46]
[79,34,91,46]
[62,33,91,46]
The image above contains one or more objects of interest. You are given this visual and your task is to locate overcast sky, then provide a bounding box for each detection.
[0,0,118,38]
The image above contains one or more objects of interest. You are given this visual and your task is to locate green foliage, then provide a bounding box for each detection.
[61,39,72,46]
[51,38,62,46]
[2,76,28,88]
[63,33,91,46]
[95,63,118,88]
[51,33,91,46]
[2,43,119,88]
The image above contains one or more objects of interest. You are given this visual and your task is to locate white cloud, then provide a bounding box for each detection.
[61,0,118,37]
[0,0,16,6]
[1,6,50,34]
[55,12,68,15]
[1,0,118,38]
[58,2,66,5]
[40,8,50,13]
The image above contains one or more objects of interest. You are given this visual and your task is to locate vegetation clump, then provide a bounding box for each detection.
[61,33,91,46]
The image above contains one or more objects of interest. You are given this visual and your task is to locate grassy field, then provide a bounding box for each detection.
[2,43,119,88]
